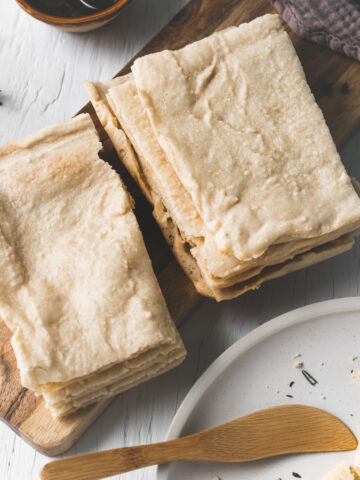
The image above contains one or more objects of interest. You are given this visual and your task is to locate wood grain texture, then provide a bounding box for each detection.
[41,405,357,480]
[1,0,360,458]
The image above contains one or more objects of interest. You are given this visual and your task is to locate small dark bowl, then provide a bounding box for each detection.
[15,0,130,32]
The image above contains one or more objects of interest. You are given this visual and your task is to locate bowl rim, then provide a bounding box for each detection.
[15,0,129,24]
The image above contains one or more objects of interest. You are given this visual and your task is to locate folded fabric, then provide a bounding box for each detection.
[269,0,360,61]
[85,14,360,301]
[0,113,186,417]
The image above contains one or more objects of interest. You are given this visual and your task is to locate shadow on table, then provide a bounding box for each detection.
[66,0,188,68]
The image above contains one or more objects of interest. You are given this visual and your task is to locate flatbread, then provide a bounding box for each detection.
[85,75,360,300]
[91,77,360,289]
[0,113,185,415]
[85,14,360,301]
[132,14,360,261]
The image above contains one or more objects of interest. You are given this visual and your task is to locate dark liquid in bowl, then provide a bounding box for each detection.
[29,0,116,18]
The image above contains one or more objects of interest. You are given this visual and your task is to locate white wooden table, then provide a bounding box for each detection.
[1,1,360,479]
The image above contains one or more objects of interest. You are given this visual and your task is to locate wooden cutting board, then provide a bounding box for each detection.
[1,0,360,458]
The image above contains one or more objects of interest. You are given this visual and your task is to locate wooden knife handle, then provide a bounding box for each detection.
[40,435,201,480]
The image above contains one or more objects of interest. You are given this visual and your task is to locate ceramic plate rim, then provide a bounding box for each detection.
[157,296,360,479]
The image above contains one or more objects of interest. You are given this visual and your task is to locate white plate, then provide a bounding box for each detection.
[158,297,360,480]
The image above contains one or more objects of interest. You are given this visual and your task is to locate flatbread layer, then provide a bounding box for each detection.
[157,200,355,300]
[0,113,185,414]
[132,14,360,261]
[43,341,185,416]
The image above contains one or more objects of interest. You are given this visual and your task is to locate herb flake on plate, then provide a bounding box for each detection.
[302,369,318,386]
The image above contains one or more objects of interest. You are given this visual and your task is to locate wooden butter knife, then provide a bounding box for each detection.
[41,404,357,480]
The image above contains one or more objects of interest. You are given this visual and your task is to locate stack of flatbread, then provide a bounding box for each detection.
[0,113,185,417]
[85,14,360,301]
